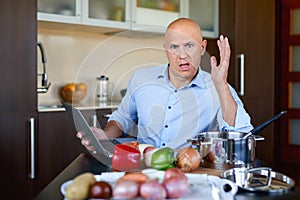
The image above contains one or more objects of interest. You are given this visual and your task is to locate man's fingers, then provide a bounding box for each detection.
[76,132,82,139]
[210,56,217,69]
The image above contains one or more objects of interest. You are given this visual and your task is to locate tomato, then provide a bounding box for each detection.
[90,181,112,199]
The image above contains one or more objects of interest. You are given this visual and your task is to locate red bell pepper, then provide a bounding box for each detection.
[112,144,141,171]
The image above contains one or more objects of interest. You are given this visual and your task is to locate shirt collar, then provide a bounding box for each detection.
[190,68,207,89]
[157,64,169,80]
[156,64,208,89]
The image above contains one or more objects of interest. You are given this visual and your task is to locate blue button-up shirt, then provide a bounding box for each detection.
[109,64,253,149]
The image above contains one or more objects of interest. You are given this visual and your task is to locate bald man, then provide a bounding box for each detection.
[77,18,253,150]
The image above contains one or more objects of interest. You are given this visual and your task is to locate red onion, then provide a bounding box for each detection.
[162,168,189,198]
[140,178,167,200]
[113,179,139,199]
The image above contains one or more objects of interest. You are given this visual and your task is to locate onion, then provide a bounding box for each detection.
[113,179,139,199]
[144,148,159,167]
[140,178,167,200]
[162,169,189,198]
[176,147,201,172]
[138,144,154,154]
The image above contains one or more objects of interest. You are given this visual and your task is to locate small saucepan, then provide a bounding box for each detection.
[188,111,287,166]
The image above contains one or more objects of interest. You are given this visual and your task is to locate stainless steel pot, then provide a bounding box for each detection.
[188,132,265,166]
[187,111,287,167]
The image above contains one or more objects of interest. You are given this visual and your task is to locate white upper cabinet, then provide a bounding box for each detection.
[37,0,81,24]
[81,0,131,29]
[184,0,219,38]
[131,0,183,33]
[38,0,219,38]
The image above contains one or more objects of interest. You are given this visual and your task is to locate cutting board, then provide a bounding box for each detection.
[191,161,235,177]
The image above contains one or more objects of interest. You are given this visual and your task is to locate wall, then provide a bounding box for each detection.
[37,27,168,105]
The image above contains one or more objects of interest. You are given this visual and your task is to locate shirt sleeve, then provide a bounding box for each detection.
[108,72,138,134]
[218,85,254,132]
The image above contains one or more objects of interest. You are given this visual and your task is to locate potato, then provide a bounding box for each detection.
[65,172,96,200]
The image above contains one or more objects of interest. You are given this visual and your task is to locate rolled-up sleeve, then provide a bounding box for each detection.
[218,85,254,132]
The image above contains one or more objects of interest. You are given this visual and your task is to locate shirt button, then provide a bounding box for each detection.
[174,90,177,93]
[168,106,171,109]
[162,143,165,146]
[164,125,168,128]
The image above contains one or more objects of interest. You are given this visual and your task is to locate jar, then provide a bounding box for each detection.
[97,75,109,102]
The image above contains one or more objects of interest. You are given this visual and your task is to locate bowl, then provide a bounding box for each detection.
[60,89,87,103]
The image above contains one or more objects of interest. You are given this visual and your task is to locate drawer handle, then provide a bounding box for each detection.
[28,118,35,179]
[237,54,245,96]
[103,114,112,118]
[91,114,97,127]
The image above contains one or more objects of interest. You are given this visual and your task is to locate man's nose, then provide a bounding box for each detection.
[177,47,188,59]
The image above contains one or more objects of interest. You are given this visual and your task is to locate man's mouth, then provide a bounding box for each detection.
[179,63,190,70]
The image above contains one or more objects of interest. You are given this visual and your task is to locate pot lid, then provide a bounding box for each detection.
[222,167,295,193]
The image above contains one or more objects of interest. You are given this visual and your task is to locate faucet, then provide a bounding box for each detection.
[37,42,51,93]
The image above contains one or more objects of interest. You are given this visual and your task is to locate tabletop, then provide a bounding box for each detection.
[34,153,300,200]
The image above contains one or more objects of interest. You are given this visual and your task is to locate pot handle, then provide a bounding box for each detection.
[245,167,272,188]
[221,179,238,196]
[253,135,265,141]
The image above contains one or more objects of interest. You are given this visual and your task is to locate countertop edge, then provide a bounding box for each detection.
[38,102,120,112]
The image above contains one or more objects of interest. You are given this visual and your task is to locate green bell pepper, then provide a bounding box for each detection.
[151,147,176,170]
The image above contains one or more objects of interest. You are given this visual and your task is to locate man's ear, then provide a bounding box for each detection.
[201,40,207,56]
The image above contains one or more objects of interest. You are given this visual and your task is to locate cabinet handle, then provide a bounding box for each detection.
[91,114,97,127]
[28,118,35,179]
[237,54,245,96]
[103,114,112,118]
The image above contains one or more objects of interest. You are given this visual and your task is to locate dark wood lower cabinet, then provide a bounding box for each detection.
[0,113,38,200]
[37,111,86,192]
[36,109,112,194]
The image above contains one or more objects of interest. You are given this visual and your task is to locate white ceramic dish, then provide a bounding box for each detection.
[61,170,237,200]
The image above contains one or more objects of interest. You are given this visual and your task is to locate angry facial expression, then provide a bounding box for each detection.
[164,22,207,86]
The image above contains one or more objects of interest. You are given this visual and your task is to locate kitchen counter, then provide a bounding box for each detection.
[34,153,300,200]
[38,101,120,112]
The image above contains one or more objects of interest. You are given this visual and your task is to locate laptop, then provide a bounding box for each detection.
[61,101,135,167]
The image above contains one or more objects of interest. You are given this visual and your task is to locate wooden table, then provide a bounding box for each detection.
[34,153,300,200]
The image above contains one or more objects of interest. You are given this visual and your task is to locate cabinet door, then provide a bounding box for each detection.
[80,109,114,128]
[234,0,275,166]
[82,0,131,29]
[132,0,182,33]
[37,112,86,191]
[219,0,275,165]
[97,109,114,128]
[0,113,38,199]
[38,0,81,24]
[186,0,219,38]
[0,0,37,113]
[276,0,300,180]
